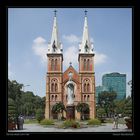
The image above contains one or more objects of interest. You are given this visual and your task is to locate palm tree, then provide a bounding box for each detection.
[76,103,89,120]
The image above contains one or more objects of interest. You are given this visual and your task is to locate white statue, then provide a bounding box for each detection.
[67,82,74,105]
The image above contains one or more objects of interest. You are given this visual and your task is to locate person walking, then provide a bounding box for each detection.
[113,114,119,129]
[18,114,24,130]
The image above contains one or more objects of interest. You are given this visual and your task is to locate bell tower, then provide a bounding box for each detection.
[45,10,63,119]
[78,11,96,119]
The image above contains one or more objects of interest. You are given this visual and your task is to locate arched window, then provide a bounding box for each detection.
[55,95,57,101]
[87,95,90,101]
[87,59,90,70]
[84,95,86,101]
[87,83,90,92]
[51,83,54,92]
[83,79,90,93]
[84,59,86,70]
[52,40,56,52]
[55,83,58,92]
[84,83,86,92]
[52,95,54,101]
[51,79,58,93]
[55,59,57,71]
[51,59,55,71]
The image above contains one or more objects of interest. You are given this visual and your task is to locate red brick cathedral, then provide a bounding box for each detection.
[45,11,96,120]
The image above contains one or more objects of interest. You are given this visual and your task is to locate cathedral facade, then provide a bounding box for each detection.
[45,11,96,120]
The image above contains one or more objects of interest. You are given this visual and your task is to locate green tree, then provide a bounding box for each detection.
[114,99,125,115]
[98,91,117,117]
[96,107,106,122]
[8,79,23,115]
[97,107,106,118]
[8,79,46,119]
[8,98,17,123]
[124,96,132,117]
[52,102,66,120]
[36,109,44,123]
[20,91,35,116]
[76,103,89,120]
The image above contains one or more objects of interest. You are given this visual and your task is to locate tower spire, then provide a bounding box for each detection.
[47,10,62,54]
[79,11,93,54]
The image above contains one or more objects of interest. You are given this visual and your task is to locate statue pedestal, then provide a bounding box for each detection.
[66,105,75,120]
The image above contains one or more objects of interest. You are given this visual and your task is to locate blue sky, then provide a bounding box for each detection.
[8,8,132,97]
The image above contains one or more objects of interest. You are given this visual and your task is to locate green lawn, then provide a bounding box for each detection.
[104,118,126,124]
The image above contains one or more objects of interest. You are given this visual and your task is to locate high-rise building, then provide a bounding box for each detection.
[102,72,126,100]
[95,85,107,103]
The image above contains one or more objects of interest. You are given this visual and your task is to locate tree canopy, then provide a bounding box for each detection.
[8,79,45,118]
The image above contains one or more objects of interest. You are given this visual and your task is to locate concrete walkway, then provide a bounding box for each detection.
[8,123,132,132]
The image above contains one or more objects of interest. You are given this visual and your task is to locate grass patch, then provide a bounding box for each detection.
[104,118,113,123]
[104,118,126,124]
[87,118,101,125]
[61,120,80,128]
[24,119,38,124]
[40,119,54,125]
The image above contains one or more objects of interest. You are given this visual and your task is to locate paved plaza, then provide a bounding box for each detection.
[8,123,132,133]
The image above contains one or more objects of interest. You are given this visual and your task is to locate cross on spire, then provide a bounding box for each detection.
[54,10,57,17]
[85,10,87,16]
[69,62,72,66]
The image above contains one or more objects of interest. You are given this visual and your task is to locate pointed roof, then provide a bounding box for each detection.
[47,10,63,54]
[63,65,79,84]
[79,11,94,54]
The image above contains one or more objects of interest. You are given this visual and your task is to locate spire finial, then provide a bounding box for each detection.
[84,10,87,16]
[69,62,72,67]
[54,10,57,17]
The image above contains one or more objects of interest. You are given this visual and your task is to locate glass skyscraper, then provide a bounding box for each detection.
[95,85,108,103]
[102,72,126,100]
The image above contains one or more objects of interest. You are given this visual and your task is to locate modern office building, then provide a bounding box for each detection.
[95,85,108,103]
[102,72,126,100]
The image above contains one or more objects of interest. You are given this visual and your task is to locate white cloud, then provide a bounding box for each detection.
[62,34,81,43]
[63,34,94,44]
[32,36,106,67]
[63,46,78,68]
[32,36,48,64]
[94,51,107,65]
[90,37,94,43]
[33,36,46,44]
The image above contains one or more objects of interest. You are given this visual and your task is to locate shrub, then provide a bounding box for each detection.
[40,119,54,125]
[62,120,80,128]
[35,109,44,123]
[87,118,101,125]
